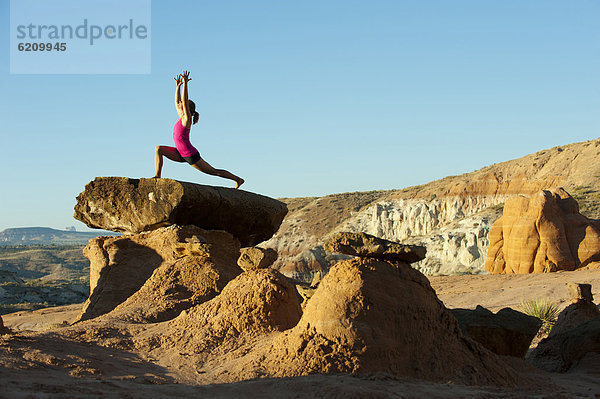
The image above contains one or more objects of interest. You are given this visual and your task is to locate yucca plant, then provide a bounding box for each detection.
[518,298,561,336]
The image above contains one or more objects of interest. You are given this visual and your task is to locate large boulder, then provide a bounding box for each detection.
[75,225,243,322]
[74,177,288,247]
[451,305,542,357]
[324,231,426,263]
[485,188,600,274]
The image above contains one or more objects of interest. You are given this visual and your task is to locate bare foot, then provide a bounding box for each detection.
[235,178,245,189]
[152,175,161,179]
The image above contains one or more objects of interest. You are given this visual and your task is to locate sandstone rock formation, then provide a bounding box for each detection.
[154,268,302,356]
[485,188,600,274]
[265,139,600,280]
[451,306,542,358]
[177,258,518,385]
[128,257,523,386]
[74,177,288,247]
[75,225,242,322]
[324,231,426,263]
[237,247,278,271]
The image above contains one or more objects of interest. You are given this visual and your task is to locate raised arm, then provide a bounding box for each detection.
[180,70,192,121]
[174,74,182,109]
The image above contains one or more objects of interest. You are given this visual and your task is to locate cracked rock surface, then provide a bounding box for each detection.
[74,177,288,247]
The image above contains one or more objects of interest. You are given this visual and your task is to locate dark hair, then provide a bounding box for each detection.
[188,100,200,124]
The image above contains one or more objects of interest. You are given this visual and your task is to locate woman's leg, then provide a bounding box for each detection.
[154,146,184,178]
[191,157,245,189]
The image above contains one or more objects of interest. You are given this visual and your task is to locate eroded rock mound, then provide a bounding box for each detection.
[188,258,522,386]
[149,269,302,356]
[74,177,288,246]
[324,231,426,263]
[451,305,542,358]
[76,225,242,322]
[485,188,600,274]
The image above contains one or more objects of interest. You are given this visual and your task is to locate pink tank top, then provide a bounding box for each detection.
[173,119,198,157]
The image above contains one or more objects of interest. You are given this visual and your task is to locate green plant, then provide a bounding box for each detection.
[518,298,560,335]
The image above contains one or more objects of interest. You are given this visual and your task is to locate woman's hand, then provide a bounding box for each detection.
[181,70,192,83]
[174,74,183,86]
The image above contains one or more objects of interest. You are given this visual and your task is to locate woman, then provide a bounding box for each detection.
[154,70,244,189]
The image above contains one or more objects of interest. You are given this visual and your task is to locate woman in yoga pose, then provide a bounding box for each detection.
[154,70,244,188]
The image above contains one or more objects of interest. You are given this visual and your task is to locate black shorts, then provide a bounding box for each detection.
[179,150,201,165]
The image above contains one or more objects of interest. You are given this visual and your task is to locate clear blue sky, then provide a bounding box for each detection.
[0,0,598,231]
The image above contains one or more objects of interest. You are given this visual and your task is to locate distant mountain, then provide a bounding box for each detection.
[0,227,119,246]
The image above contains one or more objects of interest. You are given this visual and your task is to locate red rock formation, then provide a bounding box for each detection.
[485,188,600,274]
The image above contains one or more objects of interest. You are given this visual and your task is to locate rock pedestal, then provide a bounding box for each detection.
[527,283,600,371]
[324,231,426,263]
[74,177,288,247]
[567,282,594,302]
[75,225,243,323]
[546,283,600,338]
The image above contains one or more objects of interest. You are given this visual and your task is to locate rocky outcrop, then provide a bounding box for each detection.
[156,269,302,355]
[180,257,523,386]
[265,139,600,280]
[451,306,542,358]
[335,195,508,243]
[485,188,600,274]
[406,207,501,275]
[324,231,426,263]
[74,177,288,247]
[527,283,600,372]
[75,225,242,322]
[237,247,278,271]
[527,316,600,372]
[547,283,600,338]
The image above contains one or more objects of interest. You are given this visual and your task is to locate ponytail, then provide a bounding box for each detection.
[188,99,200,124]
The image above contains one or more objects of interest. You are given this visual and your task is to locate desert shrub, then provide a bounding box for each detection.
[518,298,560,335]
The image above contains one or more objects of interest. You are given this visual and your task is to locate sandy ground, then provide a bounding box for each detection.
[2,269,600,398]
[3,303,82,332]
[429,268,600,312]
